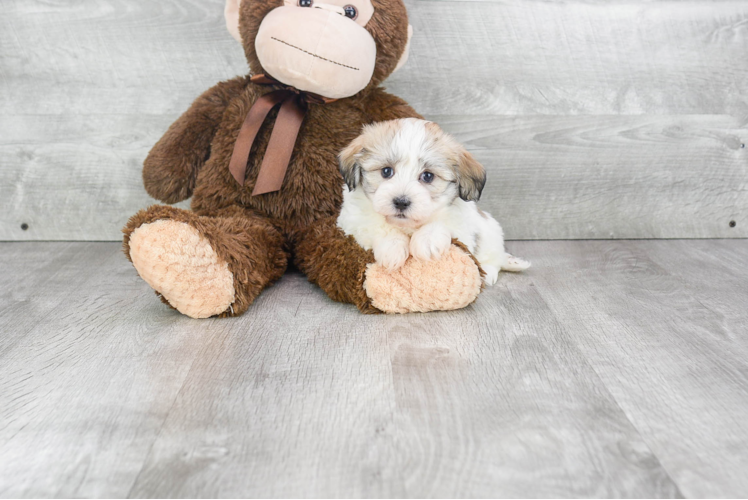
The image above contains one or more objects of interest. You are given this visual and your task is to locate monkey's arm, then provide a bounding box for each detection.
[143,76,249,204]
[364,88,424,122]
[293,216,381,314]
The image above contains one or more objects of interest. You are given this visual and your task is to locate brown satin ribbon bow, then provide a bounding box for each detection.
[229,74,337,196]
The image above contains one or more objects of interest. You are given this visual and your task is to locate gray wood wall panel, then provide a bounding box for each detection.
[442,114,746,239]
[1,0,746,240]
[391,1,748,117]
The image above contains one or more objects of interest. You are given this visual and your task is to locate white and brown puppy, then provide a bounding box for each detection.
[337,118,530,285]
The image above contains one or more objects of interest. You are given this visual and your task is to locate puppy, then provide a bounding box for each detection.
[337,118,530,285]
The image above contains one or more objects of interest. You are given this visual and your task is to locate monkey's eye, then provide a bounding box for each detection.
[381,167,394,179]
[343,5,358,19]
[298,0,313,6]
[420,171,435,184]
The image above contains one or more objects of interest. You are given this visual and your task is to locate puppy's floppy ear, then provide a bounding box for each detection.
[456,150,487,202]
[339,136,366,191]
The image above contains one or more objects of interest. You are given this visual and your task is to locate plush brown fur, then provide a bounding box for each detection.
[123,0,479,317]
[291,216,380,314]
[124,205,288,317]
[142,76,251,204]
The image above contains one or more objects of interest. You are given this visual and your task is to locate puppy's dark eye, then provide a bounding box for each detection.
[381,167,394,179]
[420,171,435,184]
[299,0,313,6]
[343,5,358,19]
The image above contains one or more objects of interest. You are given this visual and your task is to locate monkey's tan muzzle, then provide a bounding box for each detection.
[255,6,377,99]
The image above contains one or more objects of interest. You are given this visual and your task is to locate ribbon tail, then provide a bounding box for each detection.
[252,97,307,196]
[229,90,290,186]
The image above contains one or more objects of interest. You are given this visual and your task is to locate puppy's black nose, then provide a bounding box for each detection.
[393,197,411,211]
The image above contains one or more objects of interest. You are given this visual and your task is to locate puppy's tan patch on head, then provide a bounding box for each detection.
[360,120,401,162]
[424,121,441,135]
[422,122,454,154]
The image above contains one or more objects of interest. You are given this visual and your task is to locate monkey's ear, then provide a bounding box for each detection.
[339,137,366,191]
[456,150,487,202]
[225,0,242,43]
[393,25,413,74]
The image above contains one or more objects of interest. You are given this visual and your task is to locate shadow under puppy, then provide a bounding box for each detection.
[337,118,530,286]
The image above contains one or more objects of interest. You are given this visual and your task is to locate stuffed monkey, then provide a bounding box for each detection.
[123,0,483,318]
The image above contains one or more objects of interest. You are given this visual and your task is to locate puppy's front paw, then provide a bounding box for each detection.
[410,224,451,261]
[482,265,500,286]
[374,235,410,270]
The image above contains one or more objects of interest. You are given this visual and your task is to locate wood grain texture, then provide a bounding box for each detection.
[512,239,748,498]
[1,113,743,240]
[393,0,748,117]
[0,243,119,357]
[1,0,747,240]
[0,0,245,116]
[0,241,697,498]
[126,275,680,498]
[3,0,746,117]
[0,243,235,498]
[441,114,746,239]
[0,115,181,241]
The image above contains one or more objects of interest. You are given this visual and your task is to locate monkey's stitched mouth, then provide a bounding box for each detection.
[271,37,360,71]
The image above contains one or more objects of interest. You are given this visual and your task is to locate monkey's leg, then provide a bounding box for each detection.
[123,205,287,318]
[293,217,483,314]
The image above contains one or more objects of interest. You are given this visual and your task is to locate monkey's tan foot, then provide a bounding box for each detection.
[123,205,288,318]
[363,244,483,314]
[128,220,235,319]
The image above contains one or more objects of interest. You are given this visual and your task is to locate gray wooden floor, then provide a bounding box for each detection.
[1,240,747,498]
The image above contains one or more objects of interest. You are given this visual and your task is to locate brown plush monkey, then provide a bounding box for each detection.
[122,0,483,318]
